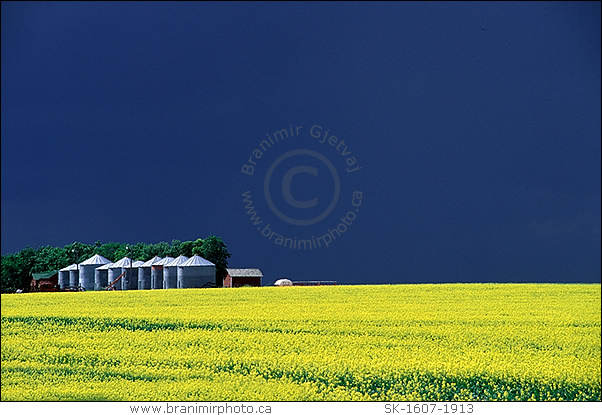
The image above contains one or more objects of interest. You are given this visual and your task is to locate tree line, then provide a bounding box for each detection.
[1,236,231,293]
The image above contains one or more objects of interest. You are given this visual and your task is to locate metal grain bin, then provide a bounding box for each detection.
[67,264,79,289]
[79,254,111,291]
[58,265,75,290]
[131,261,144,290]
[138,256,162,290]
[152,256,173,290]
[138,268,150,290]
[108,257,131,291]
[121,267,137,290]
[122,261,143,291]
[95,262,113,291]
[107,267,123,290]
[177,255,216,289]
[163,256,188,289]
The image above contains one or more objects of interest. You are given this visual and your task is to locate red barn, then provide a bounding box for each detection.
[223,268,263,287]
[30,271,59,292]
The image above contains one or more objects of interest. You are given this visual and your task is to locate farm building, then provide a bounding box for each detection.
[59,263,79,289]
[25,251,252,293]
[177,255,216,288]
[58,265,74,289]
[30,271,59,292]
[224,268,263,287]
[153,256,173,289]
[94,262,113,290]
[79,254,111,291]
[107,257,132,290]
[163,256,188,289]
[138,256,162,290]
[122,260,142,290]
[274,278,293,286]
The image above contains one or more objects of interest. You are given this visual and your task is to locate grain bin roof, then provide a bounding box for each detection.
[181,255,215,267]
[79,254,111,266]
[132,260,145,267]
[165,255,189,266]
[155,256,174,266]
[141,256,162,267]
[96,262,114,270]
[227,268,263,277]
[109,257,132,268]
[60,263,78,271]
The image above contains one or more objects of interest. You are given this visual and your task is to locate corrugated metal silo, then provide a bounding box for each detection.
[153,256,173,289]
[108,257,131,291]
[177,255,216,288]
[163,256,188,289]
[95,262,113,291]
[138,268,148,290]
[128,260,143,291]
[122,260,142,291]
[67,264,79,289]
[79,254,111,291]
[59,264,75,289]
[138,256,162,290]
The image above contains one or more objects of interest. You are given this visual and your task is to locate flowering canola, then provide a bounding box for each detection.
[1,284,600,401]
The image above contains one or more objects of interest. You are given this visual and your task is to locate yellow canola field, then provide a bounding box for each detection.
[1,284,600,401]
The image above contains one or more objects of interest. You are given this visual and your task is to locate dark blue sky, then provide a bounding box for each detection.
[2,2,600,284]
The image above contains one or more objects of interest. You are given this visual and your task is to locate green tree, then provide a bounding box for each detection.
[131,242,148,261]
[179,240,194,257]
[169,240,182,258]
[1,254,22,293]
[153,241,172,258]
[142,241,170,259]
[93,242,123,262]
[1,247,37,293]
[31,246,69,273]
[193,235,231,287]
[64,242,93,264]
[113,245,132,262]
